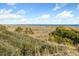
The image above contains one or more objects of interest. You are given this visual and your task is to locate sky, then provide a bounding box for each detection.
[0,3,79,24]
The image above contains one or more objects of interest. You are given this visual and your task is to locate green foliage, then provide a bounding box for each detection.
[24,27,34,34]
[29,28,34,34]
[0,26,45,56]
[49,26,79,45]
[20,44,35,56]
[24,28,28,33]
[0,25,78,56]
[54,35,73,45]
[15,27,23,33]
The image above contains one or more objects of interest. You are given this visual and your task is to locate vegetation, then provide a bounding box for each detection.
[0,25,79,56]
[49,26,79,45]
[24,27,34,34]
[15,27,23,33]
[15,27,34,34]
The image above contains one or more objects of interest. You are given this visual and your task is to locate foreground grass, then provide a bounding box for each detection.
[0,25,79,56]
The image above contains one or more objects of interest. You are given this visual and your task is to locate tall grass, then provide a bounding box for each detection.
[0,25,79,56]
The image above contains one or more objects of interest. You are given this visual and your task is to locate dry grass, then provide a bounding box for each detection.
[6,25,79,41]
[0,25,79,56]
[6,25,57,41]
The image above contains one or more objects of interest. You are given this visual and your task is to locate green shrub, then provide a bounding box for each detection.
[49,26,79,45]
[29,28,34,34]
[15,27,23,33]
[24,28,29,34]
[24,27,34,34]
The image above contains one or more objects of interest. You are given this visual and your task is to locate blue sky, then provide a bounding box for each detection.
[0,3,79,24]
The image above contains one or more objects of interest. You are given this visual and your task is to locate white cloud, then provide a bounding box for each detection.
[53,4,67,11]
[0,14,23,20]
[77,4,79,9]
[0,9,13,14]
[31,11,78,24]
[40,14,50,18]
[0,9,26,21]
[16,9,26,15]
[0,8,78,24]
[51,10,79,24]
[53,4,61,11]
[34,14,51,20]
[55,10,74,19]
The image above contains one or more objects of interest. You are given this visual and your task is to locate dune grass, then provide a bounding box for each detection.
[0,25,79,56]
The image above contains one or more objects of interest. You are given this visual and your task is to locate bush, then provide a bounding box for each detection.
[24,27,34,34]
[29,28,34,34]
[49,26,79,45]
[24,28,28,34]
[15,27,23,33]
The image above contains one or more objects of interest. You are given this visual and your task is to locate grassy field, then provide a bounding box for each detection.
[0,25,79,56]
